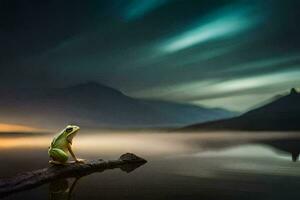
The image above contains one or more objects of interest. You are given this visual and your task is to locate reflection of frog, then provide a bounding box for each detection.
[49,178,80,200]
[48,125,84,164]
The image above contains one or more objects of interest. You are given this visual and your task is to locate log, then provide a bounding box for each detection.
[0,153,147,197]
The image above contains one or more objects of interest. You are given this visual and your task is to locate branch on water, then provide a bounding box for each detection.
[0,153,147,197]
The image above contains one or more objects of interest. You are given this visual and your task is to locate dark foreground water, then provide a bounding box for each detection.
[1,131,300,200]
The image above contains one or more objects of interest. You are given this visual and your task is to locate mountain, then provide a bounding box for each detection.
[183,88,300,131]
[0,82,235,129]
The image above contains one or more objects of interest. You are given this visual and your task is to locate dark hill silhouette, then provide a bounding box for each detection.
[183,88,300,131]
[0,82,235,129]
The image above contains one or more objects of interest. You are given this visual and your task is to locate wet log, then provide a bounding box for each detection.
[0,153,147,197]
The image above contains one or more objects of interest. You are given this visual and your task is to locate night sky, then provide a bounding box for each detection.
[1,0,300,111]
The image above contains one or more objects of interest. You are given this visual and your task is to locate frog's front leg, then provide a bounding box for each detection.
[49,148,69,164]
[67,143,85,163]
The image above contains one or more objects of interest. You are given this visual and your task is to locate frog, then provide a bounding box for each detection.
[48,125,85,165]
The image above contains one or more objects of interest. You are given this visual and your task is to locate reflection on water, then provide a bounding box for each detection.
[261,139,300,162]
[1,131,300,200]
[49,178,78,200]
[47,162,146,200]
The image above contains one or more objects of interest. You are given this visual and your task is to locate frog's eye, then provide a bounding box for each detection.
[66,127,73,133]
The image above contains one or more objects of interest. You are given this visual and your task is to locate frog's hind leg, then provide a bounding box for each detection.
[49,148,68,165]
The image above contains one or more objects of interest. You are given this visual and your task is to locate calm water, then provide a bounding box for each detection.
[1,130,300,200]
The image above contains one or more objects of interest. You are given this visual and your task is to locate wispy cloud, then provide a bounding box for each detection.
[223,54,300,73]
[160,4,263,53]
[122,0,170,21]
[130,68,300,111]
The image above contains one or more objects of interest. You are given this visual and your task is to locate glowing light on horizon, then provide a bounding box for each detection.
[0,136,49,149]
[0,123,40,132]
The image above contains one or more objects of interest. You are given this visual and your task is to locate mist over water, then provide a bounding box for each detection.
[1,131,300,200]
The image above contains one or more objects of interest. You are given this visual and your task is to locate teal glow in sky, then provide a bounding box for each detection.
[161,6,261,53]
[1,0,300,112]
[130,61,300,111]
[123,0,169,21]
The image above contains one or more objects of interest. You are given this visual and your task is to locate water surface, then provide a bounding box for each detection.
[1,130,300,200]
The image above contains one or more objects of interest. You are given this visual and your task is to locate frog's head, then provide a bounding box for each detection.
[64,125,80,144]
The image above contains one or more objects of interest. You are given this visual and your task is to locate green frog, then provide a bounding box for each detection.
[48,125,85,164]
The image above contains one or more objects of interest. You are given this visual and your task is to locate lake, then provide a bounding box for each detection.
[1,130,300,200]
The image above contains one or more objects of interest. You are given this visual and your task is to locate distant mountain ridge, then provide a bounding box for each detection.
[183,88,300,131]
[0,82,236,129]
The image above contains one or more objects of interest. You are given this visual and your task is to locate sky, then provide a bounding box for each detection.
[0,0,300,112]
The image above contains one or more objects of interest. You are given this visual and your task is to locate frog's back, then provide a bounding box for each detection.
[50,133,68,151]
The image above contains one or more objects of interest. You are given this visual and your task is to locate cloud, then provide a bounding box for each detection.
[129,68,300,111]
[192,94,277,112]
[159,4,263,53]
[122,0,170,21]
[223,54,300,74]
